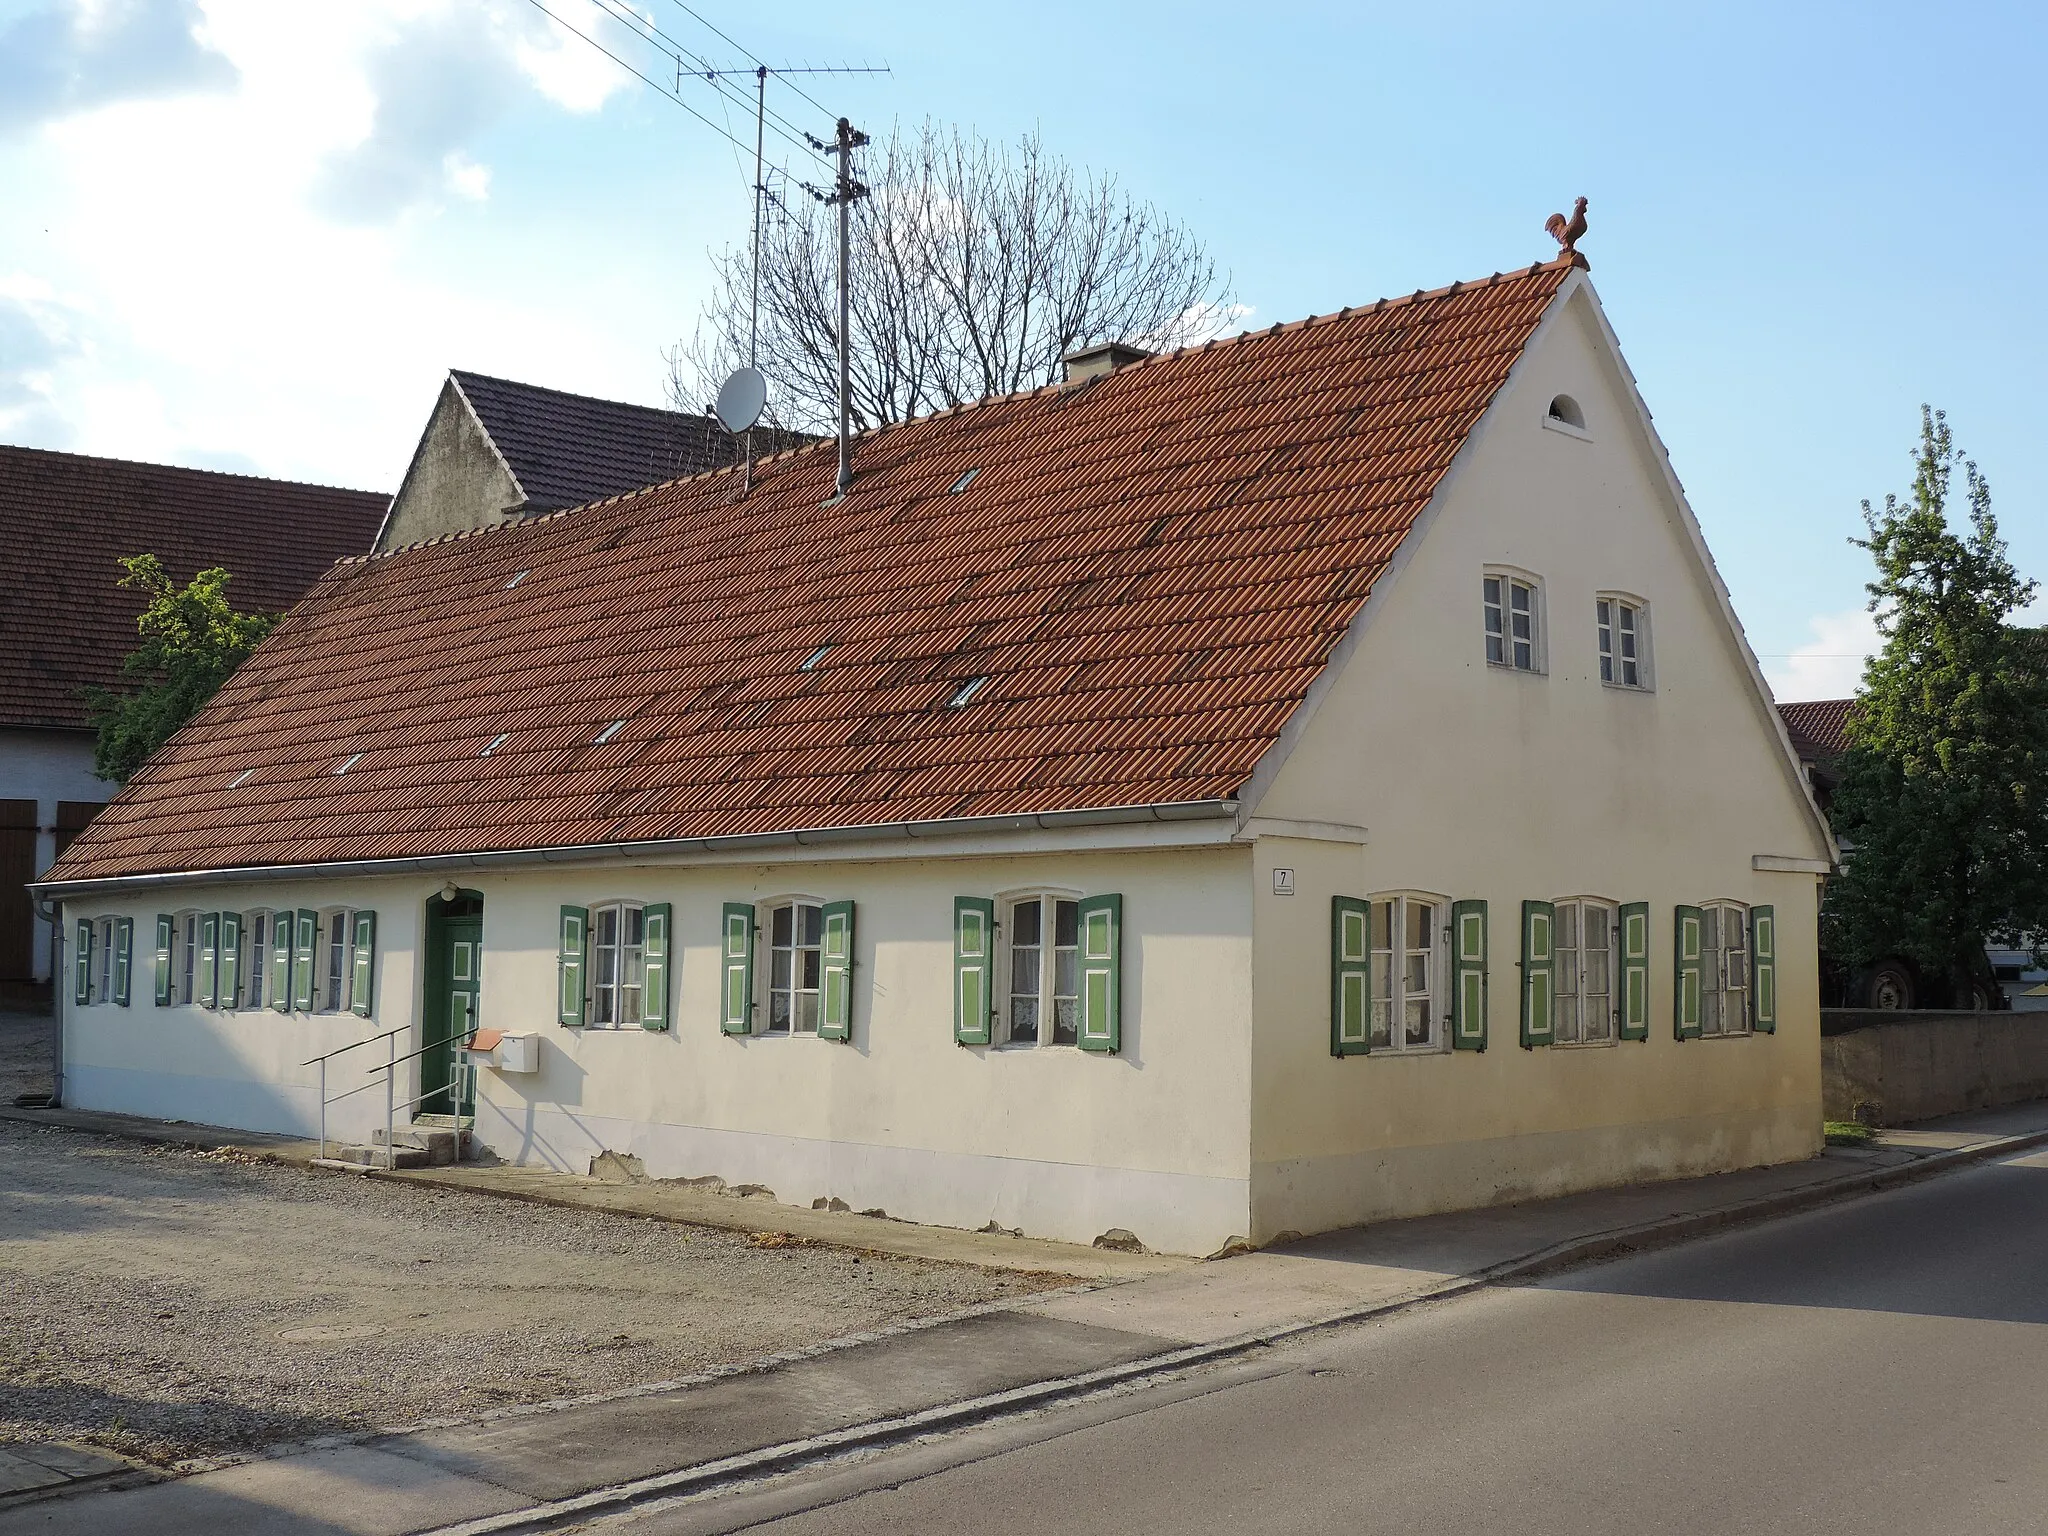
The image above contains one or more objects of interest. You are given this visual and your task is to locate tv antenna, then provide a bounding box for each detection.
[700,63,889,492]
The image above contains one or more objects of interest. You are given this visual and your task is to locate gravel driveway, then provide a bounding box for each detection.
[0,1116,1063,1467]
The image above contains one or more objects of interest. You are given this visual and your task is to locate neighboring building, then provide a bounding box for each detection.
[376,370,805,552]
[0,446,386,1008]
[1780,690,2048,1011]
[38,256,1838,1255]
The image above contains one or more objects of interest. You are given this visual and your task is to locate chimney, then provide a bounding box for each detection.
[1061,341,1152,385]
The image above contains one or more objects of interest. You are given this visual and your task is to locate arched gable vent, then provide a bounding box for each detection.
[1547,393,1586,430]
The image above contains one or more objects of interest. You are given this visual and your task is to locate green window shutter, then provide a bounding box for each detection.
[218,912,241,1011]
[1451,899,1489,1051]
[1674,906,1703,1039]
[1330,896,1371,1057]
[291,909,317,1011]
[818,900,855,1042]
[114,917,133,1007]
[1618,901,1650,1041]
[198,913,220,1009]
[73,918,92,1005]
[1519,899,1555,1048]
[154,914,173,1006]
[1077,894,1122,1054]
[640,903,672,1031]
[350,911,376,1018]
[1751,905,1777,1034]
[720,902,756,1035]
[269,913,292,1013]
[953,897,994,1046]
[557,906,588,1027]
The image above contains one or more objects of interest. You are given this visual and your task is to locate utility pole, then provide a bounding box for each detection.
[821,117,869,498]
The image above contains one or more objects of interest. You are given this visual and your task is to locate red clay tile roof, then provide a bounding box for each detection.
[451,372,808,512]
[48,260,1579,883]
[0,446,388,732]
[1776,698,1854,763]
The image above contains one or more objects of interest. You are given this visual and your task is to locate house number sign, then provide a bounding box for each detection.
[1272,868,1295,896]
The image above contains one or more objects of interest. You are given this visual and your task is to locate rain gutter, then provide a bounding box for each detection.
[30,799,1240,902]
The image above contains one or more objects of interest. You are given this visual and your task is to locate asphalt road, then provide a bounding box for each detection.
[609,1146,2048,1536]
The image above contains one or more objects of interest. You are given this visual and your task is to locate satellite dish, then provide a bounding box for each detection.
[714,367,767,434]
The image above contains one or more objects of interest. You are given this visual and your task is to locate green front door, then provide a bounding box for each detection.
[421,912,480,1117]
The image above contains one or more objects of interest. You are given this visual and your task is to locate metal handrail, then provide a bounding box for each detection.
[313,1026,477,1164]
[301,1024,405,1069]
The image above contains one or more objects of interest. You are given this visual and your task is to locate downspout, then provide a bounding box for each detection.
[30,890,62,1107]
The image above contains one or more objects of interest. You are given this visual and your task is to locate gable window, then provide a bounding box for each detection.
[1597,597,1650,689]
[589,901,646,1028]
[1371,894,1443,1052]
[1553,899,1617,1045]
[768,901,823,1034]
[1700,901,1750,1037]
[1004,894,1081,1047]
[1483,573,1542,672]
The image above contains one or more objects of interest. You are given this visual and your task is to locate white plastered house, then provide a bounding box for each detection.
[37,256,1836,1256]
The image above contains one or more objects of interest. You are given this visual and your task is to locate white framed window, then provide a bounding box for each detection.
[1596,596,1650,689]
[319,909,358,1013]
[1001,892,1082,1047]
[766,900,824,1034]
[1483,571,1543,672]
[244,911,269,1010]
[173,910,199,1005]
[92,917,116,1004]
[1370,893,1444,1052]
[1554,899,1617,1045]
[1700,901,1750,1037]
[589,901,646,1028]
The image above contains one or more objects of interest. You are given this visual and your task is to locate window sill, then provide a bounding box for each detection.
[1369,1044,1452,1058]
[1599,679,1654,694]
[1541,415,1592,442]
[1696,1030,1756,1041]
[1485,659,1546,677]
[1552,1037,1619,1050]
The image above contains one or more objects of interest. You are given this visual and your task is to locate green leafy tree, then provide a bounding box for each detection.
[86,555,279,784]
[1826,407,2048,998]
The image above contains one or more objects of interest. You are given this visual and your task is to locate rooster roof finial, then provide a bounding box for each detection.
[1544,196,1589,264]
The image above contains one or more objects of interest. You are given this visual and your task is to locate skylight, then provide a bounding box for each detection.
[948,468,982,494]
[800,644,832,671]
[594,719,627,744]
[947,676,990,708]
[480,732,509,757]
[505,570,530,589]
[334,753,363,775]
[227,769,254,788]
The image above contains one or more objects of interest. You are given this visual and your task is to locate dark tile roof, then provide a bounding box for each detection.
[0,446,388,732]
[49,260,1580,882]
[1777,698,1854,763]
[451,371,803,512]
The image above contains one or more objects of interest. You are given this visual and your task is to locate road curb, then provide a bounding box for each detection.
[417,1124,2048,1536]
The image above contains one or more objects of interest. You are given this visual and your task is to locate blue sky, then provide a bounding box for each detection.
[2,0,2042,699]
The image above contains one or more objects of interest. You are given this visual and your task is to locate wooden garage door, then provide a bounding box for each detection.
[0,800,36,983]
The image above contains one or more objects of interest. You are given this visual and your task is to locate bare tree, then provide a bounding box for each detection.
[671,120,1236,433]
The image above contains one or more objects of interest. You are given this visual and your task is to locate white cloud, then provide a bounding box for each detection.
[0,0,237,139]
[0,0,663,488]
[1762,607,1878,703]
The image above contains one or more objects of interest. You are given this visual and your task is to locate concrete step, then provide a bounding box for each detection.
[321,1143,431,1170]
[370,1126,467,1165]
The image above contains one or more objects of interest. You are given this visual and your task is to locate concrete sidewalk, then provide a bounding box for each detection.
[8,1102,2048,1536]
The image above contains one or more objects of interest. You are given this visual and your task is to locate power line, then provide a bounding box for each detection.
[518,0,829,170]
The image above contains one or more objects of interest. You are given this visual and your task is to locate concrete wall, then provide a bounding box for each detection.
[376,381,522,552]
[60,841,1256,1254]
[1822,1011,2048,1123]
[1241,286,1831,1242]
[1,727,118,984]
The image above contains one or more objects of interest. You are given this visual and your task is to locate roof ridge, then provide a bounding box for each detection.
[449,369,718,426]
[0,441,388,499]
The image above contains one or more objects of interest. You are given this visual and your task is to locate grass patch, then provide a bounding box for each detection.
[1824,1120,1876,1146]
